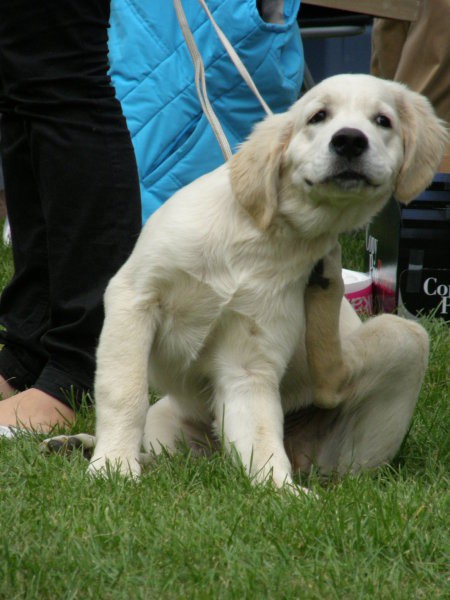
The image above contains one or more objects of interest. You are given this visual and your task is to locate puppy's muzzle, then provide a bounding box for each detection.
[330,128,369,160]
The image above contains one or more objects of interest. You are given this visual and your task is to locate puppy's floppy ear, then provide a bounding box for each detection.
[395,86,448,203]
[229,112,293,229]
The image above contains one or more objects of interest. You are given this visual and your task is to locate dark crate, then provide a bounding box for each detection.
[366,174,450,320]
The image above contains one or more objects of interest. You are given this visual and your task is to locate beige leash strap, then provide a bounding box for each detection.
[173,0,273,161]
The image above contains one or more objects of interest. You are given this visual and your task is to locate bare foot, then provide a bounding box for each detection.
[0,388,75,432]
[0,374,17,400]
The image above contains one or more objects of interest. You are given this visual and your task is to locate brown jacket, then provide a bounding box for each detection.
[371,0,450,124]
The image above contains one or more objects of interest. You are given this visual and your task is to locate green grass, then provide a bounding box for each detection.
[341,230,367,273]
[0,226,449,599]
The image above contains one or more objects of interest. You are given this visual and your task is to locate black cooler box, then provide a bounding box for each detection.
[366,174,450,320]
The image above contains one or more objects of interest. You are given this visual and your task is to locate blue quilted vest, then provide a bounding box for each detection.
[108,0,303,222]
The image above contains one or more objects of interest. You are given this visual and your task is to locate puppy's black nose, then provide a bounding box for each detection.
[330,128,369,159]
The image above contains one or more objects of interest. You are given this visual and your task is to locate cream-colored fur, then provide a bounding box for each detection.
[61,75,447,492]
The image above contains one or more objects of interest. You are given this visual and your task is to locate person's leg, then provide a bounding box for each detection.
[371,0,450,124]
[0,0,141,429]
[0,114,52,394]
[0,86,81,431]
[370,18,410,82]
[0,375,16,399]
[29,103,141,408]
[0,391,75,430]
[0,115,75,428]
[389,0,450,124]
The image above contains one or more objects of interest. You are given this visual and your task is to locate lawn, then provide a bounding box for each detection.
[0,224,448,599]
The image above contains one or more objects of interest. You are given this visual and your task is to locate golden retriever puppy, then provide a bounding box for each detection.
[47,75,447,493]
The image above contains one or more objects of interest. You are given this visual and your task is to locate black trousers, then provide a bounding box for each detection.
[0,0,142,407]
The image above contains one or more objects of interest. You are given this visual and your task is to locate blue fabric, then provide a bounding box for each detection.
[108,0,303,222]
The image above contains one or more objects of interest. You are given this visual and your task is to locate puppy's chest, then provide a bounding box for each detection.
[152,262,307,369]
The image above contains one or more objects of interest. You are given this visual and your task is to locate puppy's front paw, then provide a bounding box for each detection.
[312,362,350,409]
[252,469,317,498]
[312,388,344,409]
[87,451,141,479]
[268,474,318,498]
[285,482,319,499]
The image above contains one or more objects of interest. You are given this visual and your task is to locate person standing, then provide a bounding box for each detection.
[0,0,141,431]
[371,0,450,125]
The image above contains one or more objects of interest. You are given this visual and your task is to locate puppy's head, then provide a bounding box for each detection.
[230,74,447,232]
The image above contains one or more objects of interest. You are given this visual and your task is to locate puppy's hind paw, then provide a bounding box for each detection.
[40,433,96,460]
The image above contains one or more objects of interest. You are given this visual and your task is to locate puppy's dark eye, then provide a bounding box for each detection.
[308,109,327,125]
[375,114,392,128]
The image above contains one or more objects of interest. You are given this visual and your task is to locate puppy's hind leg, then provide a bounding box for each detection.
[143,395,216,458]
[41,433,96,460]
[322,315,429,474]
[286,315,429,476]
[88,271,158,478]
